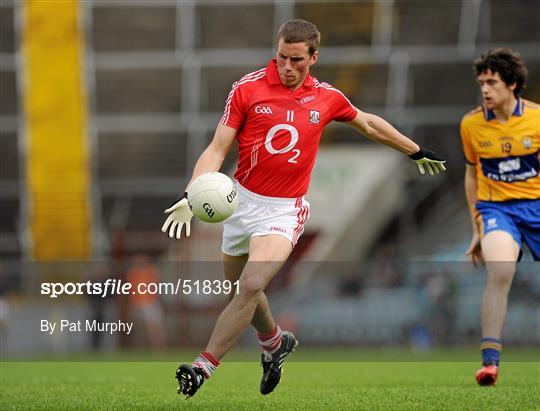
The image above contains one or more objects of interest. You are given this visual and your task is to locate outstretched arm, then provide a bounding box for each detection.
[162,124,238,239]
[187,123,238,189]
[346,110,446,175]
[346,110,419,154]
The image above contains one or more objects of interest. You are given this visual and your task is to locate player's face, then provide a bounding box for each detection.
[276,39,318,91]
[477,70,516,110]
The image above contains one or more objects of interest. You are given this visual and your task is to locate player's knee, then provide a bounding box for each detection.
[486,263,515,288]
[238,275,265,300]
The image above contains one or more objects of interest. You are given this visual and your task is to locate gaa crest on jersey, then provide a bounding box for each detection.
[309,110,320,124]
[255,105,273,115]
[521,136,532,149]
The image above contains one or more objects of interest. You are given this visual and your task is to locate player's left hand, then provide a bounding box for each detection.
[409,148,446,176]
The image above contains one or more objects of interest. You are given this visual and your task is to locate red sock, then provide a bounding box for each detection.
[192,351,220,378]
[258,325,283,354]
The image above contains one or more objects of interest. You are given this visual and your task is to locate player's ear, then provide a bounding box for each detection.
[310,50,319,66]
[508,82,517,92]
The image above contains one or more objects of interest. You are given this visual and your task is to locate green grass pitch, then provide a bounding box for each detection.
[1,352,539,410]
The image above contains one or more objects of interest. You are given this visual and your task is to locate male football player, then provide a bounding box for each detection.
[163,19,446,398]
[460,48,539,386]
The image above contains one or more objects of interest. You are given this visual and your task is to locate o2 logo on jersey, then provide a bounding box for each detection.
[265,124,301,163]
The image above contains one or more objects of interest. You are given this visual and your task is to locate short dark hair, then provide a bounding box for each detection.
[473,48,528,96]
[276,19,320,56]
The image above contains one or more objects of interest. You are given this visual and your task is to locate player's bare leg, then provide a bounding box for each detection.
[177,235,298,397]
[222,252,276,334]
[476,230,519,386]
[206,235,292,358]
[481,231,519,337]
[222,250,297,394]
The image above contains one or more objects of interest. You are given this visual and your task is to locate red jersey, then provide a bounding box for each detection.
[220,59,358,198]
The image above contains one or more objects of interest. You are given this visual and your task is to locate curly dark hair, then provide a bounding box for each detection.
[473,48,528,96]
[276,19,321,56]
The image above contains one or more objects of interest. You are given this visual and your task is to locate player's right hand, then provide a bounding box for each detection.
[466,232,484,267]
[162,193,193,239]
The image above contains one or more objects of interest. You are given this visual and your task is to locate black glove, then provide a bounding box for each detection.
[409,148,447,175]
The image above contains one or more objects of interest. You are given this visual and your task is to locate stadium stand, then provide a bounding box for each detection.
[2,0,538,259]
[0,0,538,353]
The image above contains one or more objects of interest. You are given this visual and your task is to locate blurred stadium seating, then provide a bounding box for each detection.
[1,0,538,258]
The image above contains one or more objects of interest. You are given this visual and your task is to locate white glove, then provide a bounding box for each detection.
[161,194,193,239]
[409,148,447,176]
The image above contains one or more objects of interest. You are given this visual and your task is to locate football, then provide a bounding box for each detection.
[188,172,238,223]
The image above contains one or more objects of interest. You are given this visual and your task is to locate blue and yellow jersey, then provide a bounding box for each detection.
[460,98,540,201]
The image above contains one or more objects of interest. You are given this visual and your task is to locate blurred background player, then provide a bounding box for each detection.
[126,254,167,350]
[162,19,446,398]
[460,48,540,386]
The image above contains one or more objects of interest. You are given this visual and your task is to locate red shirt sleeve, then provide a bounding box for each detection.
[220,81,247,130]
[323,82,358,122]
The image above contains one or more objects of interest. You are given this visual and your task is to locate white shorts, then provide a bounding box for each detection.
[222,183,310,256]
